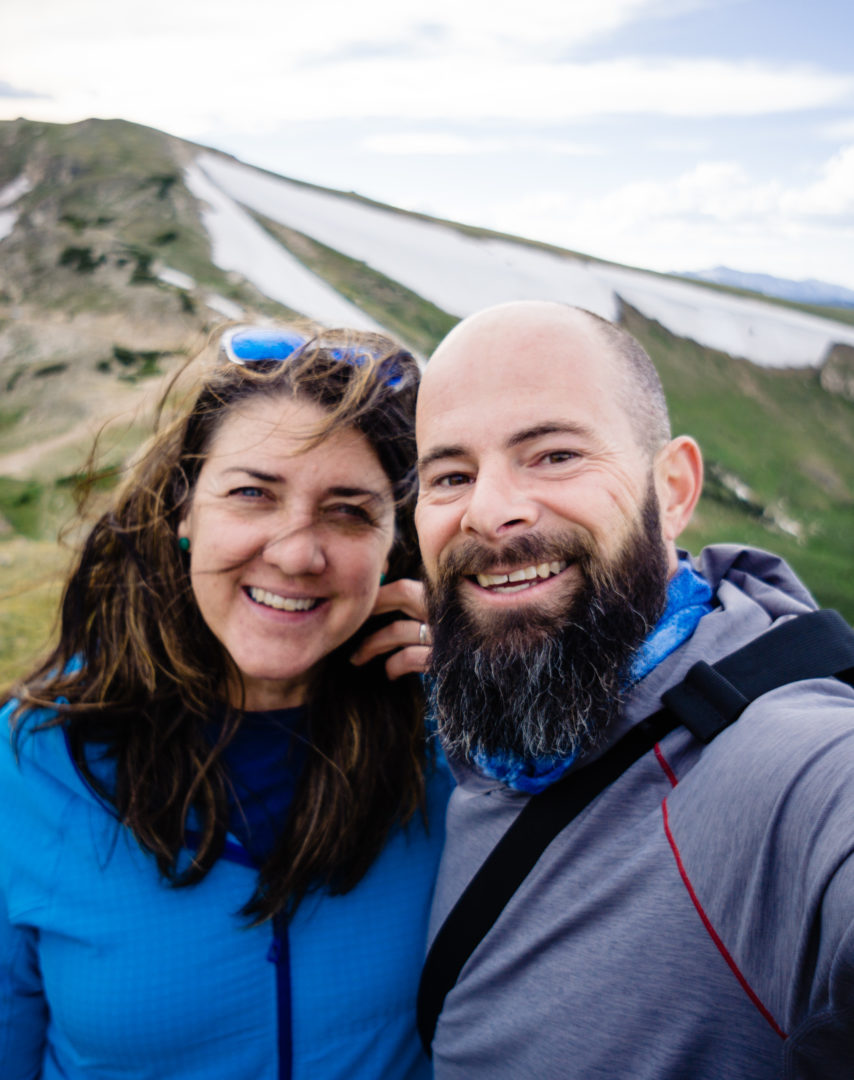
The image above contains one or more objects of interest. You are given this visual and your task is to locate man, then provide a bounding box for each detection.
[415,300,854,1079]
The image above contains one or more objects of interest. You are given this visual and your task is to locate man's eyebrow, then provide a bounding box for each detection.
[506,421,594,448]
[418,423,594,471]
[417,445,468,472]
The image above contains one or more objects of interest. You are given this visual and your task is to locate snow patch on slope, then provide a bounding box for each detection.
[184,163,382,332]
[0,175,31,210]
[195,153,854,368]
[591,263,854,369]
[158,266,195,290]
[0,174,32,243]
[194,154,615,322]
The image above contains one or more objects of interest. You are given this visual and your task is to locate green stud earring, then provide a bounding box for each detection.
[379,573,387,586]
[178,536,190,553]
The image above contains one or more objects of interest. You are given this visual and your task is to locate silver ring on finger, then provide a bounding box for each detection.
[419,622,429,646]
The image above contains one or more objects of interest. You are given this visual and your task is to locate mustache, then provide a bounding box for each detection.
[433,531,597,583]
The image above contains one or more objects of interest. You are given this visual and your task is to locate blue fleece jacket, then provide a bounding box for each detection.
[0,704,452,1080]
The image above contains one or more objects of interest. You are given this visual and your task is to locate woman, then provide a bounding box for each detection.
[0,325,449,1080]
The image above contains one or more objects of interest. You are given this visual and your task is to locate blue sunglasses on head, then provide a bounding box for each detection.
[221,326,405,388]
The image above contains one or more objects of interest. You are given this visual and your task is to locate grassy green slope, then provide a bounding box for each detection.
[623,304,854,619]
[2,119,853,685]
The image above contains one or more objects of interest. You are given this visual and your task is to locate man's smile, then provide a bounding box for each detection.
[467,560,571,595]
[475,565,565,591]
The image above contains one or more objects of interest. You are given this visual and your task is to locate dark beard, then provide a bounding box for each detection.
[425,481,669,765]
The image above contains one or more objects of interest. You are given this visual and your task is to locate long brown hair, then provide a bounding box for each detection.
[7,326,426,921]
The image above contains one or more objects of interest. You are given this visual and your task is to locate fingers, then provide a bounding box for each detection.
[382,644,431,681]
[370,578,428,622]
[350,617,431,668]
[351,578,432,680]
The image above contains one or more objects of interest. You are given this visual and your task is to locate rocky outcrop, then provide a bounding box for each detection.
[820,343,854,402]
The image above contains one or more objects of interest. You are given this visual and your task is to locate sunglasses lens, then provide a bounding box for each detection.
[221,326,406,389]
[223,327,307,365]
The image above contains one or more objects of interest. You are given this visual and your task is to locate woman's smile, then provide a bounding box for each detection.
[178,395,395,710]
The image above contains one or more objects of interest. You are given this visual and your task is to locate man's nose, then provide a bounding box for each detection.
[261,520,327,576]
[460,467,539,541]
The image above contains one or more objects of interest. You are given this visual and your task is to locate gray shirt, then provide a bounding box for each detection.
[429,546,854,1079]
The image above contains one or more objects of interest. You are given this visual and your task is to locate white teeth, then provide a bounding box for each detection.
[248,587,319,612]
[475,560,568,591]
[495,582,534,593]
[476,572,509,587]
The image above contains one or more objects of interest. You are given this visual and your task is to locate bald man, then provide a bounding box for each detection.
[414,302,854,1079]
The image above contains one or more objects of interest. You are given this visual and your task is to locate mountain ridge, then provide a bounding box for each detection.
[679,266,854,310]
[0,116,852,679]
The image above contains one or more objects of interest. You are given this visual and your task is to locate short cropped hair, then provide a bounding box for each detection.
[577,308,672,456]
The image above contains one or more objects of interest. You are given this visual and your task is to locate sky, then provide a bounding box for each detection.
[2,0,853,289]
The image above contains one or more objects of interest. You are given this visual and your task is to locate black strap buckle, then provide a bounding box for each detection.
[662,661,749,743]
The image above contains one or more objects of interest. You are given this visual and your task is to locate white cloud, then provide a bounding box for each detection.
[0,0,691,62]
[4,54,849,135]
[478,147,854,288]
[362,133,508,155]
[781,144,854,216]
[1,0,850,133]
[362,132,598,156]
[820,117,854,140]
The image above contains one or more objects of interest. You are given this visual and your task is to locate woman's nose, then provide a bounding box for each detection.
[260,521,327,576]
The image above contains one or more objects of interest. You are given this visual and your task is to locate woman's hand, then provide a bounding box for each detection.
[350,578,432,680]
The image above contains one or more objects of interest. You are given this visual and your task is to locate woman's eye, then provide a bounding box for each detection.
[326,503,373,523]
[230,486,266,499]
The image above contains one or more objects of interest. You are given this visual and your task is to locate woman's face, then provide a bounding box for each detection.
[178,394,395,711]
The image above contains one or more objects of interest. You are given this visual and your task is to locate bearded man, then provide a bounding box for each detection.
[414,301,854,1079]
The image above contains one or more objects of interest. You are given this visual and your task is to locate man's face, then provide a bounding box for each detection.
[415,306,673,760]
[416,308,666,616]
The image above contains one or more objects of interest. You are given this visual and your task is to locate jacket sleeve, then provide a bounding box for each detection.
[784,852,854,1079]
[0,702,48,1077]
[0,891,47,1079]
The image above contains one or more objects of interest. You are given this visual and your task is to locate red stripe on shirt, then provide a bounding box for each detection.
[661,797,787,1040]
[654,743,678,788]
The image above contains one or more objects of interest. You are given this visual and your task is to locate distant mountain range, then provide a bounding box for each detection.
[0,116,853,629]
[679,266,854,309]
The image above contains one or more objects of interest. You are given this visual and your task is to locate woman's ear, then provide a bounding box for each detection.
[653,436,703,543]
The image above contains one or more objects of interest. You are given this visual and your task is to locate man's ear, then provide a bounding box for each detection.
[653,436,703,543]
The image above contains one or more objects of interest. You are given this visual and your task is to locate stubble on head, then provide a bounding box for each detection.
[425,478,670,765]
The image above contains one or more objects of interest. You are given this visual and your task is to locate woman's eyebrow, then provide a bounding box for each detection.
[219,469,390,503]
[325,486,390,502]
[221,466,282,483]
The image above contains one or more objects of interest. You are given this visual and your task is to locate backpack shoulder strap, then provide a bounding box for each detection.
[663,609,854,743]
[417,609,854,1055]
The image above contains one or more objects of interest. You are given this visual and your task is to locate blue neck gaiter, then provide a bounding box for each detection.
[471,559,714,794]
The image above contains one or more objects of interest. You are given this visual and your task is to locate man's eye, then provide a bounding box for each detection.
[542,451,578,465]
[435,473,472,488]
